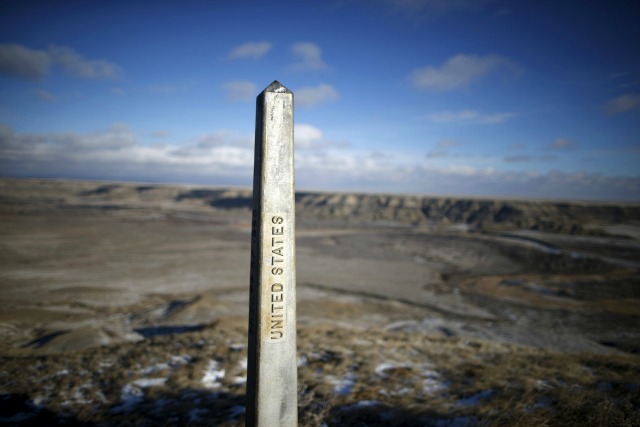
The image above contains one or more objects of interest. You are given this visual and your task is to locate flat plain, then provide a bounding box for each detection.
[1,178,639,426]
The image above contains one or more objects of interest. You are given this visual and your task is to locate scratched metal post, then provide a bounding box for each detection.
[247,80,297,427]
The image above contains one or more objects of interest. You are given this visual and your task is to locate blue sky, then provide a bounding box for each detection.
[1,0,639,200]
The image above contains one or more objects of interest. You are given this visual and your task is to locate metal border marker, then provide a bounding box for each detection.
[247,81,297,426]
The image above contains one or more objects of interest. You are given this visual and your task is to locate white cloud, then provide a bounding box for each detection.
[0,43,120,80]
[228,42,271,60]
[223,81,257,101]
[294,123,349,150]
[0,124,254,184]
[1,124,638,200]
[410,54,520,91]
[425,110,515,124]
[291,42,327,71]
[295,148,640,200]
[602,93,640,115]
[295,124,324,149]
[0,43,51,80]
[295,84,339,107]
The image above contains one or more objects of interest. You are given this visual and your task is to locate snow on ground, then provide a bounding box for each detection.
[202,360,225,388]
[140,354,193,374]
[112,378,168,414]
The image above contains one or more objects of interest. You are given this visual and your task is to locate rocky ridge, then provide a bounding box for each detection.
[3,178,638,236]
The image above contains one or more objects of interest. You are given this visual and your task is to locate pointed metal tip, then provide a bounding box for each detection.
[263,80,291,94]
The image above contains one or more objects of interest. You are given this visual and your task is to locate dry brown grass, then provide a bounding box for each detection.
[1,316,639,426]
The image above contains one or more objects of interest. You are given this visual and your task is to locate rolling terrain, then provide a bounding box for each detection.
[1,178,639,426]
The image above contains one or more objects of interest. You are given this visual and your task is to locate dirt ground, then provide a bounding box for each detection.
[1,178,639,425]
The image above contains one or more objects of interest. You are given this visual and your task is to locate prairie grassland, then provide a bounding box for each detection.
[1,178,639,425]
[1,318,639,426]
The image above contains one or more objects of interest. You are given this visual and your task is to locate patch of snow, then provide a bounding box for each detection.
[297,355,308,367]
[111,377,167,414]
[140,363,169,375]
[536,379,553,390]
[229,343,245,351]
[326,373,356,396]
[238,357,248,370]
[171,354,193,365]
[99,360,114,369]
[134,377,167,388]
[140,354,192,374]
[96,391,108,404]
[375,362,411,378]
[112,383,144,414]
[421,368,447,394]
[423,378,447,394]
[233,376,247,385]
[202,360,225,388]
[396,387,412,395]
[384,320,420,332]
[31,396,46,407]
[339,400,379,411]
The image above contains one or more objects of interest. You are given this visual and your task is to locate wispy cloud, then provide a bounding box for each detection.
[549,137,577,150]
[425,109,515,124]
[0,43,50,80]
[505,155,557,163]
[48,45,121,79]
[290,42,327,71]
[296,84,339,107]
[602,93,640,115]
[503,154,533,163]
[0,43,120,80]
[32,89,57,102]
[223,81,257,101]
[227,41,271,60]
[508,143,527,151]
[151,130,170,138]
[410,54,521,91]
[426,139,462,158]
[195,130,252,149]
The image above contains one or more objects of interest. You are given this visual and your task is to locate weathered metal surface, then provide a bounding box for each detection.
[246,81,297,427]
